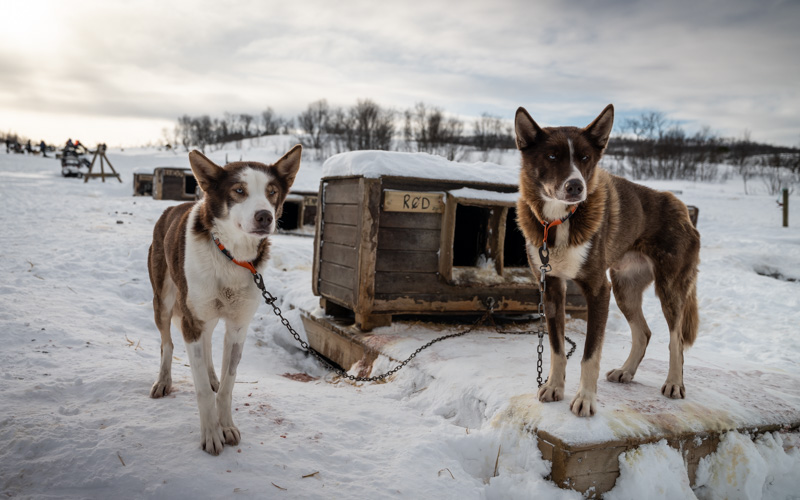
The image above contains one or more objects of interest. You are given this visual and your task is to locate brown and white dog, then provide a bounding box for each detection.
[514,105,700,417]
[148,145,301,454]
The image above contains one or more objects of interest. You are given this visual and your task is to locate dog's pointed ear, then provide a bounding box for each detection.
[274,144,302,189]
[188,150,224,192]
[515,107,544,150]
[583,104,615,150]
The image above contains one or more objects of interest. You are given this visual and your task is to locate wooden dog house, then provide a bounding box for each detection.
[133,171,154,196]
[311,167,586,331]
[152,167,199,201]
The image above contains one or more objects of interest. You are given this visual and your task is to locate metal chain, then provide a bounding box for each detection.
[531,242,577,387]
[253,272,491,382]
[253,267,576,385]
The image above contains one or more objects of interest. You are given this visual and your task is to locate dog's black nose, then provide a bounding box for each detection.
[254,210,273,228]
[565,179,584,196]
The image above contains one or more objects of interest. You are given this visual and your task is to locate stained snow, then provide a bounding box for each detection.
[1,141,799,499]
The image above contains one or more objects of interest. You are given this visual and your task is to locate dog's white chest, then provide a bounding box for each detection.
[184,244,258,317]
[526,224,591,280]
[183,206,261,321]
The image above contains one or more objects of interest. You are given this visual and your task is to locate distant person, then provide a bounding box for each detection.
[4,138,10,154]
[25,140,32,154]
[40,141,48,157]
[74,140,89,155]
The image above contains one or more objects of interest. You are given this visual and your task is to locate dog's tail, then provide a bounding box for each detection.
[681,280,699,347]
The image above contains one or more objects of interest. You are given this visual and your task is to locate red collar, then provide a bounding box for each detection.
[538,205,578,244]
[212,234,258,275]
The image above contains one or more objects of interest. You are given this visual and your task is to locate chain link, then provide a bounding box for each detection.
[254,272,493,382]
[253,269,575,385]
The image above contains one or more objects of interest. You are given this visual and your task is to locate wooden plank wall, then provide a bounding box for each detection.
[375,210,443,297]
[318,179,360,307]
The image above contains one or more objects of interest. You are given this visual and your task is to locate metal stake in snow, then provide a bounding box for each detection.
[782,188,789,227]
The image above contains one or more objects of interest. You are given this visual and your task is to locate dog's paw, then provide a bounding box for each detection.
[537,383,564,402]
[149,379,172,398]
[606,368,634,383]
[200,423,225,456]
[222,425,241,446]
[661,381,685,399]
[570,391,597,417]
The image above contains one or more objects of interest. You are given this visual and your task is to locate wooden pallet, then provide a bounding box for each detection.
[536,421,798,496]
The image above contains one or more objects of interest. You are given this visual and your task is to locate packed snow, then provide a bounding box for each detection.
[448,188,519,204]
[1,140,799,499]
[323,149,520,186]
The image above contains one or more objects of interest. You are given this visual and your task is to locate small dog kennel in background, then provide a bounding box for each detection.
[310,174,587,331]
[133,170,154,197]
[152,167,199,201]
[278,191,318,233]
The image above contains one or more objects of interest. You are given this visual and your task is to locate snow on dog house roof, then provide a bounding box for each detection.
[322,150,521,187]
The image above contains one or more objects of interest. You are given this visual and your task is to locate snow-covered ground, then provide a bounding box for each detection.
[1,140,799,499]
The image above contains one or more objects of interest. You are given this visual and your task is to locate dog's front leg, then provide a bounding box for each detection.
[537,276,567,402]
[216,319,250,446]
[203,329,220,393]
[184,318,225,455]
[571,277,611,417]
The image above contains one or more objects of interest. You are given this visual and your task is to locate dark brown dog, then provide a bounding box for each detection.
[514,105,699,417]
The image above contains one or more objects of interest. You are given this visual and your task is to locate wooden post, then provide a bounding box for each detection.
[83,149,99,183]
[783,188,789,227]
[83,144,122,183]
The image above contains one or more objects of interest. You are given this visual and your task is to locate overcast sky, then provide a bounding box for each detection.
[2,0,798,148]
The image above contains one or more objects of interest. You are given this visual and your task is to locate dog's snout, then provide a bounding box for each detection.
[565,179,584,196]
[254,210,273,228]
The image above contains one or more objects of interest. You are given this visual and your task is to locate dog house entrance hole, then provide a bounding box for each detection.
[503,207,528,267]
[184,175,198,197]
[452,204,491,267]
[279,201,301,231]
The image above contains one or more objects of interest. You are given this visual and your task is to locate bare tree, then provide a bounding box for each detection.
[472,113,512,161]
[240,113,255,137]
[404,102,464,159]
[176,115,193,151]
[345,99,395,151]
[729,130,756,194]
[298,99,332,158]
[261,107,289,136]
[758,153,799,196]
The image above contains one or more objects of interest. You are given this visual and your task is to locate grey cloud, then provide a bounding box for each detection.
[2,0,798,145]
